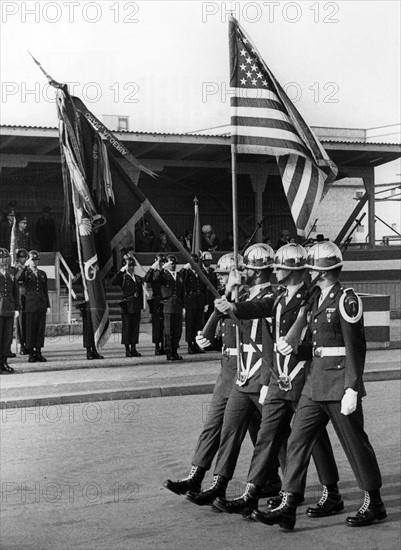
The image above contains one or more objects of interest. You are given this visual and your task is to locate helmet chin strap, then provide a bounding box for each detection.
[277,269,293,285]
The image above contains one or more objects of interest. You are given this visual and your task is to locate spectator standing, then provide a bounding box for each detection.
[15,216,31,252]
[275,229,290,250]
[0,210,15,249]
[0,248,19,374]
[144,253,166,355]
[36,206,56,251]
[135,218,156,252]
[112,255,143,357]
[17,250,50,363]
[200,251,218,324]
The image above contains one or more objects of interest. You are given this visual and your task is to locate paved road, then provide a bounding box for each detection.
[1,380,400,550]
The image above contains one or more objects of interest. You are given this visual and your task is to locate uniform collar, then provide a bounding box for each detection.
[249,282,271,300]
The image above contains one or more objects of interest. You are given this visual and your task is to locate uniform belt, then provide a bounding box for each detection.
[223,344,262,356]
[313,346,346,357]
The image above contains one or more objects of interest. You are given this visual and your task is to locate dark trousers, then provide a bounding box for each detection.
[247,398,338,493]
[17,310,26,347]
[151,302,164,345]
[213,386,280,480]
[283,395,382,494]
[0,316,14,357]
[121,312,141,345]
[164,312,182,351]
[185,308,204,343]
[192,384,260,471]
[25,311,46,349]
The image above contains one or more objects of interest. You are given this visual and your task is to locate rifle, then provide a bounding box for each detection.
[240,217,266,254]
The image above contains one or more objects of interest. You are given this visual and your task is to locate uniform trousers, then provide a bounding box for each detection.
[0,317,14,356]
[121,312,141,345]
[25,311,46,349]
[192,380,260,470]
[17,309,26,347]
[164,312,182,351]
[283,394,382,494]
[151,300,164,345]
[247,398,338,493]
[185,308,204,343]
[214,386,280,480]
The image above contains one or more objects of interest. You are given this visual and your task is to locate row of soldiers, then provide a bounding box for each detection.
[0,248,50,374]
[163,241,386,531]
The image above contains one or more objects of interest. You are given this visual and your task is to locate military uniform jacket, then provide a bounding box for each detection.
[302,282,366,402]
[0,271,20,317]
[144,268,164,310]
[214,315,241,398]
[152,269,184,314]
[112,271,143,313]
[181,268,207,310]
[235,285,275,394]
[17,267,49,313]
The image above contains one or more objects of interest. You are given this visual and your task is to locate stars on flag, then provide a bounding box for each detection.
[235,31,269,88]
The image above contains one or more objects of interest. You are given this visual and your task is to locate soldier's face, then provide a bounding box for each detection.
[275,268,290,283]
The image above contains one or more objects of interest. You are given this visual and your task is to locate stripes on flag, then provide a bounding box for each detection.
[229,17,337,236]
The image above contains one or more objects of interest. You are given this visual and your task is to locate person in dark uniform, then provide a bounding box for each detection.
[163,252,261,495]
[186,244,283,506]
[76,296,104,360]
[200,251,218,325]
[251,241,386,531]
[275,229,290,251]
[112,255,143,357]
[212,244,340,518]
[0,210,15,249]
[144,253,166,355]
[16,250,50,363]
[0,248,20,374]
[15,216,31,252]
[10,249,29,355]
[152,254,184,361]
[181,253,208,354]
[35,206,56,252]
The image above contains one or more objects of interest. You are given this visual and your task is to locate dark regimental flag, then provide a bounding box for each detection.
[229,16,338,236]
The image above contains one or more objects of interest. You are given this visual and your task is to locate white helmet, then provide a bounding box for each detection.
[215,253,243,273]
[274,244,307,270]
[243,243,274,269]
[306,241,343,270]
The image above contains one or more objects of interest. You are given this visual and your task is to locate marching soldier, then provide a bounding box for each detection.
[0,248,20,374]
[181,253,208,354]
[144,253,166,355]
[16,250,50,363]
[112,255,143,357]
[163,252,262,494]
[186,244,282,506]
[251,241,386,530]
[212,244,340,518]
[152,254,185,361]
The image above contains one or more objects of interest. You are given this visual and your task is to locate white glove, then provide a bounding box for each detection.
[46,307,51,314]
[204,304,209,313]
[276,336,293,356]
[341,388,358,416]
[25,258,33,269]
[151,260,160,270]
[183,263,191,269]
[196,331,211,349]
[214,296,233,314]
[226,268,243,294]
[120,263,128,272]
[163,260,172,270]
[259,385,269,404]
[14,311,20,319]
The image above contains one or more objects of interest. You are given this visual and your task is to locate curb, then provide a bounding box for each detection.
[1,371,399,409]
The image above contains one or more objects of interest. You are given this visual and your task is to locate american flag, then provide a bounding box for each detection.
[229,17,338,236]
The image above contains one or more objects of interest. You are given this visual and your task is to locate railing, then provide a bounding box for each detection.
[54,252,77,324]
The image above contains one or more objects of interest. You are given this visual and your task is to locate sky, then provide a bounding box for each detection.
[1,0,400,137]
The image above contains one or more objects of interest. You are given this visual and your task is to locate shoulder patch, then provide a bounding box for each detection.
[339,288,363,323]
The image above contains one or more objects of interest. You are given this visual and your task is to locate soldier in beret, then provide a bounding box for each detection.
[112,255,143,357]
[17,250,50,363]
[0,248,20,374]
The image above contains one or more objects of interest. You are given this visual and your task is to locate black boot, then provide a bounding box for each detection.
[251,491,300,531]
[213,482,260,516]
[163,465,206,496]
[306,483,344,517]
[1,357,14,374]
[86,347,95,360]
[166,350,173,361]
[346,490,387,527]
[155,344,163,356]
[186,475,228,506]
[35,349,47,362]
[125,345,133,357]
[267,491,305,509]
[28,349,37,363]
[130,345,141,357]
[188,343,196,354]
[92,348,104,360]
[171,349,183,361]
[20,346,28,355]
